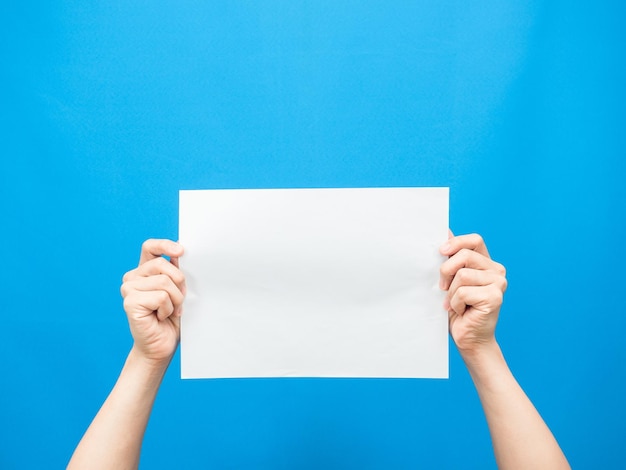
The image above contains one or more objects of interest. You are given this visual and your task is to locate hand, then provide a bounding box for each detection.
[439,233,507,356]
[120,239,186,365]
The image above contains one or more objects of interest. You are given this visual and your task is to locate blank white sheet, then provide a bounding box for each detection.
[179,187,449,379]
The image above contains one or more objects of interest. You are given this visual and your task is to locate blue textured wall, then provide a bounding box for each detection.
[1,1,624,468]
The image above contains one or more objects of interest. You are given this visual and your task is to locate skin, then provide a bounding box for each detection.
[440,233,569,469]
[68,234,569,469]
[68,239,185,470]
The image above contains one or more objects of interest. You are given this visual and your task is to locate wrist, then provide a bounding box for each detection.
[127,346,173,377]
[458,339,504,375]
[458,339,518,395]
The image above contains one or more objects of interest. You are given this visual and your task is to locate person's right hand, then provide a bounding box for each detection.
[120,239,186,365]
[439,233,507,357]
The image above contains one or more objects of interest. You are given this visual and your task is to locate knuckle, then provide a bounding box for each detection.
[164,265,181,283]
[142,239,155,251]
[456,286,468,300]
[445,249,467,268]
[156,274,170,288]
[469,233,484,250]
[173,268,185,285]
[494,262,506,276]
[457,268,471,283]
[157,290,169,305]
[147,257,166,272]
[450,296,464,314]
[456,249,473,265]
[123,295,133,311]
[471,233,484,245]
[490,286,503,305]
[439,263,449,276]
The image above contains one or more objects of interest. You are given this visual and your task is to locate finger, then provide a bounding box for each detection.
[440,249,498,290]
[121,275,185,315]
[124,257,186,292]
[169,256,186,295]
[449,284,503,316]
[170,239,183,269]
[439,233,489,258]
[154,290,175,321]
[447,267,496,295]
[123,289,175,322]
[447,268,507,307]
[139,239,184,265]
[447,267,506,291]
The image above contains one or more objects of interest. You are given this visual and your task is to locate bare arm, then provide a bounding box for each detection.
[68,239,185,470]
[440,234,569,470]
[462,342,569,469]
[67,349,170,470]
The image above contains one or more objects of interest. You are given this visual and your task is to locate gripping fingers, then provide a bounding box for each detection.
[123,289,175,322]
[121,274,185,316]
[124,256,186,294]
[440,233,490,258]
[448,284,503,316]
[447,268,506,300]
[440,249,496,290]
[139,239,184,265]
[445,266,507,312]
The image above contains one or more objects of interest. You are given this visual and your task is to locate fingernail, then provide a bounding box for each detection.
[443,298,450,310]
[440,242,451,254]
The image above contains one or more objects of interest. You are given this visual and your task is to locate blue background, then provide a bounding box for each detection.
[1,1,624,468]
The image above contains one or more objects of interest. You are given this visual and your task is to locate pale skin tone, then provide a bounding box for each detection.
[68,239,185,470]
[440,234,569,469]
[68,235,569,469]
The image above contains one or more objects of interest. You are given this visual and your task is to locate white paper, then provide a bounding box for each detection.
[179,187,448,379]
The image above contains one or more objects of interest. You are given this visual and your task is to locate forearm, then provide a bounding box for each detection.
[462,341,569,470]
[68,347,171,470]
